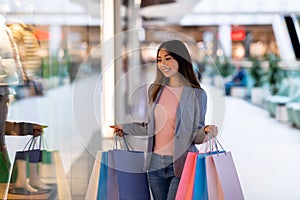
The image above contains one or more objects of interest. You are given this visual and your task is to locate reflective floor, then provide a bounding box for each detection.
[5,77,300,200]
[221,97,300,200]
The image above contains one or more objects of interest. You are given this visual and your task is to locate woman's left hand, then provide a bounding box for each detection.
[204,125,218,137]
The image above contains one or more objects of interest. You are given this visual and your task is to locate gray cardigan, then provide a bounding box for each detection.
[122,85,207,177]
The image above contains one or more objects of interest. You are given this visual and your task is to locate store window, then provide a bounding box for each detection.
[0,1,101,199]
[232,25,279,60]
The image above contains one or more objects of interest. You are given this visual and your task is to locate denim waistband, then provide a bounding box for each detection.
[152,152,173,159]
[149,153,173,170]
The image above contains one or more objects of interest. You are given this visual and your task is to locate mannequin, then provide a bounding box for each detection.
[13,149,51,194]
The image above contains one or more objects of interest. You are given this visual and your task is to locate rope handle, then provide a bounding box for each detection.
[111,135,135,152]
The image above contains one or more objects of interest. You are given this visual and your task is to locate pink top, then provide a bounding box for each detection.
[154,86,184,155]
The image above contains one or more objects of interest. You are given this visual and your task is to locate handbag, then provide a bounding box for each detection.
[14,79,44,99]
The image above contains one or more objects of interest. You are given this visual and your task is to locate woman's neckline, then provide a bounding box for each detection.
[165,85,184,89]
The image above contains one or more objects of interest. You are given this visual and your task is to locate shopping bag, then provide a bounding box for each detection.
[97,152,108,200]
[113,149,150,200]
[193,153,209,200]
[206,154,224,200]
[38,134,54,178]
[212,152,244,200]
[39,134,51,164]
[107,150,119,200]
[8,135,71,199]
[38,150,57,179]
[193,149,225,200]
[175,152,198,200]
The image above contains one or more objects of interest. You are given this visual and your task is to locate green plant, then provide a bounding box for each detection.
[215,56,235,78]
[265,53,285,95]
[249,56,266,87]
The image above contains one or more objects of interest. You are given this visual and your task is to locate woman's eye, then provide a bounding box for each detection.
[157,60,162,62]
[166,57,171,60]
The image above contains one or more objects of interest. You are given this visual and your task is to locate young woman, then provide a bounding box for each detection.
[111,40,218,200]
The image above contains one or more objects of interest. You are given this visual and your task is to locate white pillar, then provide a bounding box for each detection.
[218,25,232,58]
[49,25,62,55]
[126,0,143,121]
[101,0,121,138]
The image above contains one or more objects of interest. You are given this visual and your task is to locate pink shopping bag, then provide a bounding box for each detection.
[206,154,224,200]
[212,152,244,200]
[175,152,198,200]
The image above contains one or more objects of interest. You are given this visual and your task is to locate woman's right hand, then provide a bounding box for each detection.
[109,125,123,137]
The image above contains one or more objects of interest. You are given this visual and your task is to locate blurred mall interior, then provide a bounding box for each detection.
[1,0,300,199]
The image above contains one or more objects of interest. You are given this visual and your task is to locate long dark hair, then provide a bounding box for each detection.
[149,40,201,103]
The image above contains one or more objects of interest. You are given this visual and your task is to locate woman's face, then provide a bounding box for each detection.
[157,49,179,78]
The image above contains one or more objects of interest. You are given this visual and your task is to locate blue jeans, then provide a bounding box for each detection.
[148,153,180,200]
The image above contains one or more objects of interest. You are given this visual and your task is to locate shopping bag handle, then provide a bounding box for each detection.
[122,135,135,151]
[112,135,136,152]
[199,134,214,153]
[215,138,225,152]
[40,133,49,150]
[199,135,226,155]
[209,138,227,156]
[23,136,34,151]
[113,135,130,150]
[23,136,41,151]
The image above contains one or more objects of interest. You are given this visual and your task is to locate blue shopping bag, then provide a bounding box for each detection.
[107,150,119,200]
[193,153,208,200]
[97,152,108,200]
[193,151,225,200]
[113,149,150,200]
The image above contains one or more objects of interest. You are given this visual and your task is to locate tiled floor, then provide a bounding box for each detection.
[5,77,300,200]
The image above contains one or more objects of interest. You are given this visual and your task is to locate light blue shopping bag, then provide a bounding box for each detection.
[97,152,108,200]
